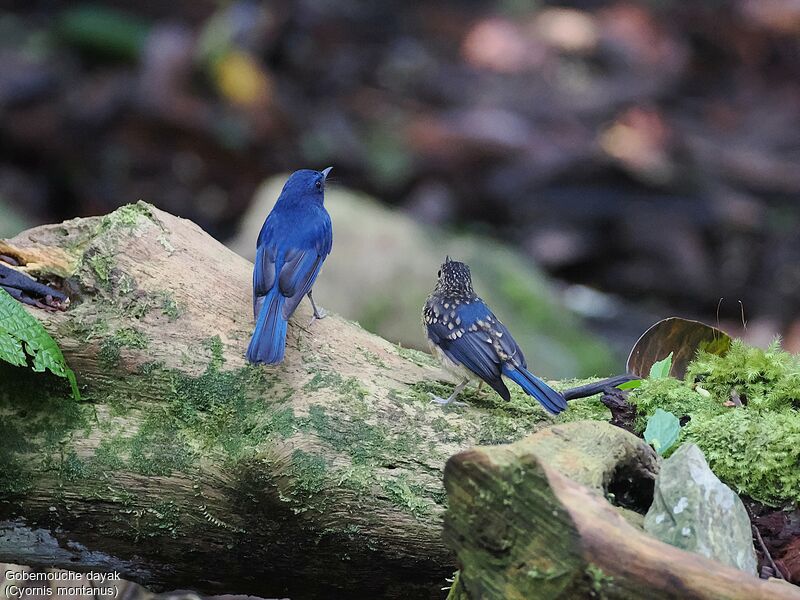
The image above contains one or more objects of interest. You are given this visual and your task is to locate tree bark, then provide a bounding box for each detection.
[443,422,800,600]
[5,204,791,600]
[0,203,562,599]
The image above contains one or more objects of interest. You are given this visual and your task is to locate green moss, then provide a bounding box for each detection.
[98,326,149,368]
[114,327,149,349]
[303,370,368,404]
[396,344,437,368]
[128,418,193,476]
[357,345,387,368]
[0,456,34,495]
[688,409,800,504]
[166,362,289,459]
[265,406,297,437]
[91,437,127,470]
[586,564,614,597]
[59,449,89,481]
[137,360,164,376]
[300,404,420,466]
[556,397,611,424]
[0,364,89,498]
[629,378,723,432]
[204,335,225,371]
[283,449,329,512]
[687,339,800,411]
[626,338,800,505]
[381,475,432,517]
[97,202,156,232]
[98,338,122,368]
[335,464,377,493]
[88,252,114,286]
[124,500,182,541]
[160,291,182,321]
[85,414,193,477]
[123,294,154,319]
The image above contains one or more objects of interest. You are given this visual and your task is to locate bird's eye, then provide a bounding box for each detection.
[315,180,322,190]
[437,270,441,277]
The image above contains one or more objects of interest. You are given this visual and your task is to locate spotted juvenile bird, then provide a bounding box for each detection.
[423,258,568,413]
[247,168,333,364]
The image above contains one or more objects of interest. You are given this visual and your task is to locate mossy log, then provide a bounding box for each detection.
[443,422,800,600]
[0,203,595,599]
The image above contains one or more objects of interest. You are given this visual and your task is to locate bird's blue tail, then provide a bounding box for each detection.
[502,365,568,414]
[247,290,287,364]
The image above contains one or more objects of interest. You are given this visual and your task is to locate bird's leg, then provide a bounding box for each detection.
[307,290,327,325]
[430,379,470,407]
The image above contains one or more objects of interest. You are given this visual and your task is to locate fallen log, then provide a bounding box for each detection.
[0,203,567,599]
[443,422,800,599]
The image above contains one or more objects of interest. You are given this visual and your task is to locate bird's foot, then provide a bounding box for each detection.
[428,393,468,407]
[307,307,327,327]
[307,291,327,326]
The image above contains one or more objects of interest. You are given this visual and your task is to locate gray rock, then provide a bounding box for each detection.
[0,200,31,238]
[229,176,615,378]
[644,443,757,574]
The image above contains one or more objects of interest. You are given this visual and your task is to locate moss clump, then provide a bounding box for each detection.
[114,327,149,349]
[160,291,182,321]
[0,364,89,497]
[283,449,329,512]
[687,339,800,411]
[98,326,149,368]
[381,475,432,517]
[203,335,225,371]
[629,378,723,432]
[688,409,800,505]
[303,370,368,405]
[300,404,420,466]
[127,417,193,476]
[167,363,285,458]
[87,251,114,286]
[586,564,614,598]
[556,397,611,424]
[97,202,156,232]
[59,449,89,481]
[627,338,800,505]
[87,414,193,477]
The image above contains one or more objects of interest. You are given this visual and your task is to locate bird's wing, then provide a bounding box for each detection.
[278,247,326,318]
[278,214,332,318]
[253,242,277,318]
[254,211,332,319]
[481,311,527,369]
[427,299,505,383]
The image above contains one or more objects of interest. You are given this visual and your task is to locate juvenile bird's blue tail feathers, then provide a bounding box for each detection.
[502,365,568,414]
[247,290,287,364]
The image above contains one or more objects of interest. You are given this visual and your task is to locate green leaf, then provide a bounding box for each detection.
[644,408,680,455]
[616,379,642,391]
[649,352,673,379]
[0,287,80,400]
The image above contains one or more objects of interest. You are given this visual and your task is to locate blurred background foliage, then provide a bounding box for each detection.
[2,0,800,375]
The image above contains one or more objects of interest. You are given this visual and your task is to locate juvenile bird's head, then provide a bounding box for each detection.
[278,167,333,206]
[435,257,475,298]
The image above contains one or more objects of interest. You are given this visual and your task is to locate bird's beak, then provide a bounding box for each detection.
[321,166,333,180]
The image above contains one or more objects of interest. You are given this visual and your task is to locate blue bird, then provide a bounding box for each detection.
[423,258,568,414]
[247,168,333,364]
